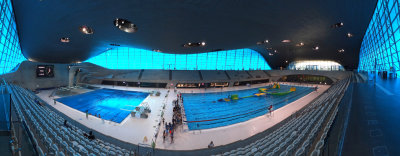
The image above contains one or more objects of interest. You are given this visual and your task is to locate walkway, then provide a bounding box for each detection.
[342,76,400,156]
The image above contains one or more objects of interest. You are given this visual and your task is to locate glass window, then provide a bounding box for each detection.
[0,0,25,75]
[85,48,271,70]
[288,60,345,71]
[359,0,400,74]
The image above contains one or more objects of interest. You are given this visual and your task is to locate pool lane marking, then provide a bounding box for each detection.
[375,83,394,96]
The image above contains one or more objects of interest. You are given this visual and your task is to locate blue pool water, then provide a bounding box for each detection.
[183,85,313,130]
[56,89,149,123]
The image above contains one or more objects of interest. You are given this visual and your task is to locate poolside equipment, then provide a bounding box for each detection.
[258,88,268,92]
[266,87,297,96]
[272,83,280,89]
[131,104,151,118]
[217,86,297,102]
[231,94,239,100]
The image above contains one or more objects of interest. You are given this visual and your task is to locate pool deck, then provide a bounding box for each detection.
[37,82,329,150]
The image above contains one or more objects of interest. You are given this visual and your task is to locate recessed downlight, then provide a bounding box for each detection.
[79,25,94,34]
[256,40,269,45]
[60,37,70,43]
[296,42,304,47]
[114,18,138,33]
[338,49,345,53]
[183,42,206,48]
[313,46,319,51]
[346,33,353,38]
[331,22,344,28]
[281,40,291,43]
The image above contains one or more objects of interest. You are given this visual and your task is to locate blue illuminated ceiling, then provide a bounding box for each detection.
[12,0,377,69]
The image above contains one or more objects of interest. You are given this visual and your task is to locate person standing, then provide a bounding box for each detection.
[163,130,166,143]
[86,110,89,119]
[170,131,174,143]
[268,104,273,115]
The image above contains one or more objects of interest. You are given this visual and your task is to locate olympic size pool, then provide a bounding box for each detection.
[56,89,149,123]
[183,85,313,130]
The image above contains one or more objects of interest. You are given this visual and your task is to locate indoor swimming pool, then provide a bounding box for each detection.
[183,85,313,130]
[56,88,149,123]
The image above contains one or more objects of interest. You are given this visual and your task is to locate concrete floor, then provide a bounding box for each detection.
[342,76,400,156]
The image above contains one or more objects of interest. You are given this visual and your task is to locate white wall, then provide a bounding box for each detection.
[1,61,70,90]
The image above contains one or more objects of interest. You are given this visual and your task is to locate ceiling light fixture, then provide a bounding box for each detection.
[281,40,291,43]
[79,25,94,34]
[183,42,206,48]
[346,33,353,38]
[256,40,269,45]
[274,50,278,53]
[269,53,273,56]
[60,37,70,43]
[296,42,304,47]
[114,18,138,33]
[331,22,344,28]
[338,49,345,53]
[313,46,319,51]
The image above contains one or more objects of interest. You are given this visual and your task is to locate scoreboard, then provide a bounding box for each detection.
[36,65,54,78]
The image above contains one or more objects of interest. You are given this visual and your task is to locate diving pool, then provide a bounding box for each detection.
[183,85,313,130]
[56,88,149,123]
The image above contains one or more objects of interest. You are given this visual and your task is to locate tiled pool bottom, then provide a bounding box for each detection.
[183,85,313,130]
[56,88,149,123]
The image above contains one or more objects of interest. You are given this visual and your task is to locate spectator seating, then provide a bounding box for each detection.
[213,77,350,156]
[4,82,135,156]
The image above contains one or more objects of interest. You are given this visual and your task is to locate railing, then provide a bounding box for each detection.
[2,79,39,156]
[319,77,354,156]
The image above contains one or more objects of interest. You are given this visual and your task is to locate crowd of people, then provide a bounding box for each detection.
[162,94,184,144]
[173,94,183,125]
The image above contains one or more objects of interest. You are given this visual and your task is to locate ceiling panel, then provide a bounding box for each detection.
[12,0,377,69]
